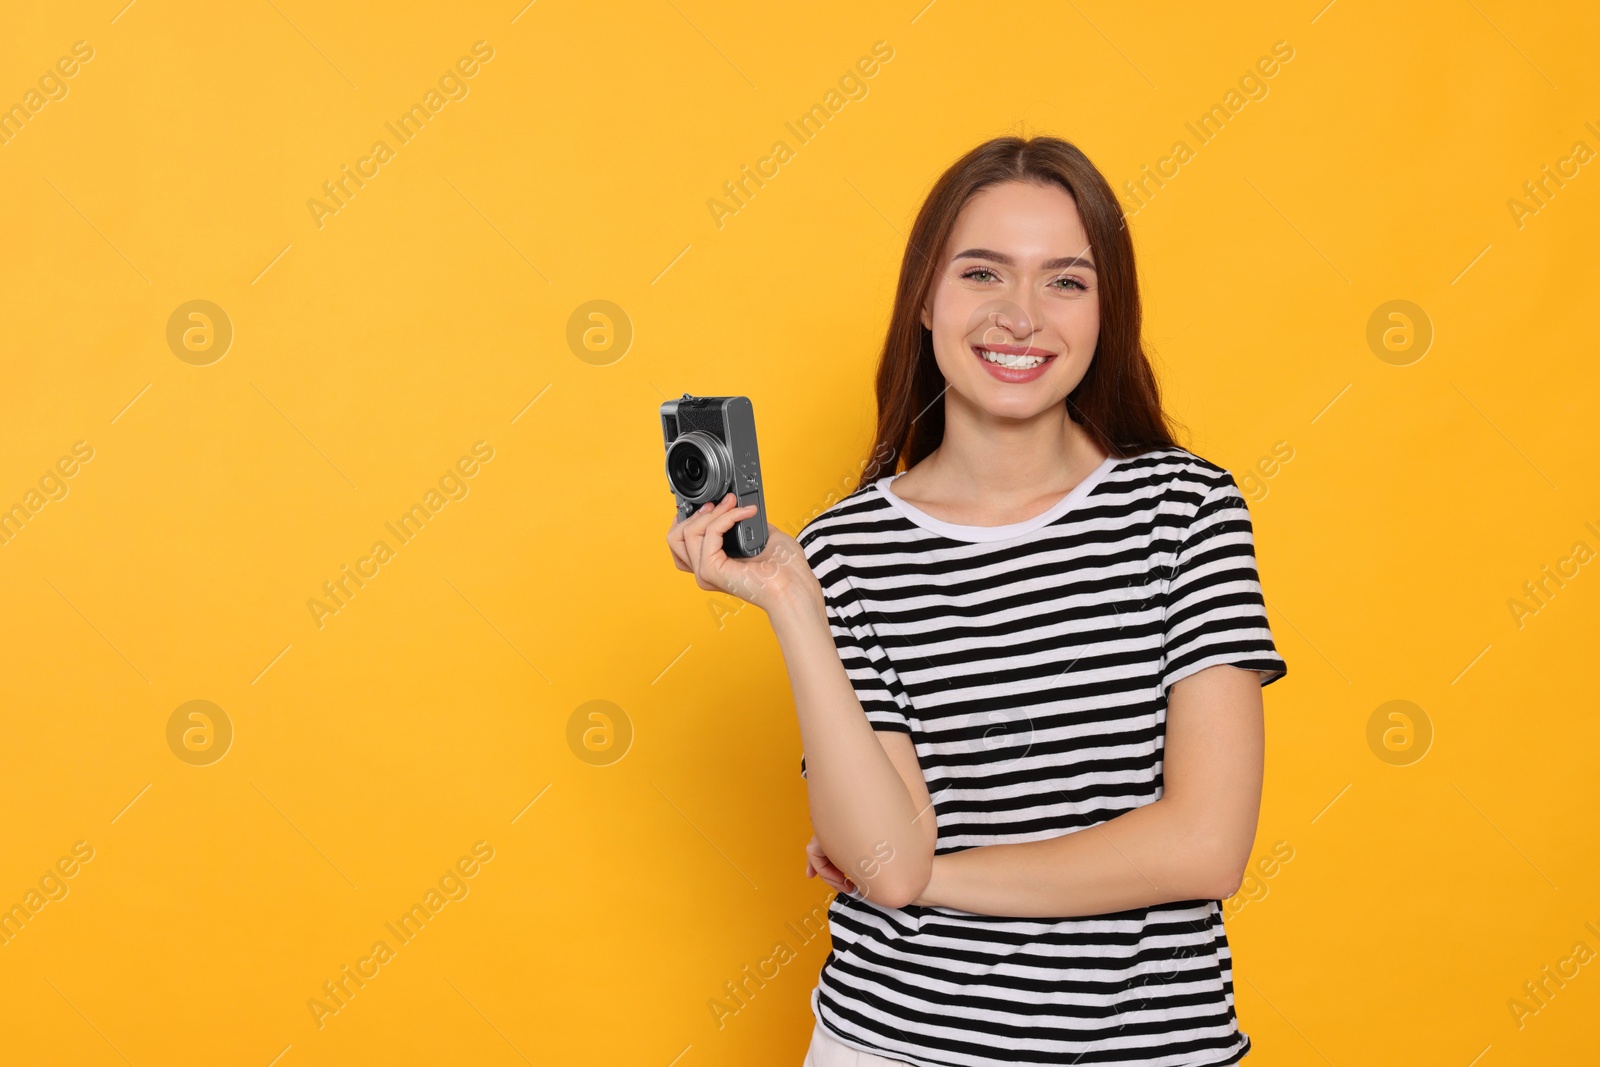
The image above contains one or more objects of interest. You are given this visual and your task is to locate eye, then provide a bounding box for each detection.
[959,266,1089,291]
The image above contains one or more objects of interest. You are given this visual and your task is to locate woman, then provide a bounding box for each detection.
[667,136,1288,1067]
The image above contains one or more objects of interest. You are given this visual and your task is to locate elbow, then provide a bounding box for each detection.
[1163,798,1254,902]
[817,829,935,911]
[872,875,926,910]
[868,854,932,910]
[1195,839,1250,902]
[1182,822,1251,902]
[1208,862,1246,902]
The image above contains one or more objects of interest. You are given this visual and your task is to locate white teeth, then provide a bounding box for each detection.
[976,347,1047,369]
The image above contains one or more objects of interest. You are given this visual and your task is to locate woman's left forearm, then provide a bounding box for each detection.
[909,798,1245,917]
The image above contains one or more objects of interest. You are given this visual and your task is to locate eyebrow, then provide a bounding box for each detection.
[952,248,1096,271]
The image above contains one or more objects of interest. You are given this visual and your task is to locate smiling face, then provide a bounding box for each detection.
[918,179,1100,420]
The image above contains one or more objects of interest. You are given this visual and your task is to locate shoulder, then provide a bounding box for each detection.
[795,481,897,550]
[1106,445,1242,509]
[794,479,901,572]
[1101,447,1255,550]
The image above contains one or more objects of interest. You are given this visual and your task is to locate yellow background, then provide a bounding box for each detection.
[2,1,1596,1063]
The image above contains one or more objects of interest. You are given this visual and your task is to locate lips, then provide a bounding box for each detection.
[966,347,1056,383]
[973,344,1054,369]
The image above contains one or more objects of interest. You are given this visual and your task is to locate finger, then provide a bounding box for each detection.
[672,501,715,570]
[812,855,843,881]
[674,500,714,539]
[813,866,845,891]
[667,537,692,571]
[679,497,726,567]
[693,500,759,575]
[703,501,756,542]
[685,494,742,573]
[666,508,702,571]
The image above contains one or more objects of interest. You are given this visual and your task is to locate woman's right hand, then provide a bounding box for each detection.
[665,493,821,615]
[805,834,858,896]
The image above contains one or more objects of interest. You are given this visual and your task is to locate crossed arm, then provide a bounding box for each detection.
[670,479,1270,917]
[776,564,1267,916]
[886,664,1266,916]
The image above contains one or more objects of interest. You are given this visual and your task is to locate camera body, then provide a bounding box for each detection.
[661,393,769,558]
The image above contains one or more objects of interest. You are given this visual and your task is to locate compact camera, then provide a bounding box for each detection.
[661,393,769,558]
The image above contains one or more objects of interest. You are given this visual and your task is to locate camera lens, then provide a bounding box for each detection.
[668,445,707,494]
[666,432,732,504]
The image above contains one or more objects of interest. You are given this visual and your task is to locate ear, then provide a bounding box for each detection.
[918,295,931,331]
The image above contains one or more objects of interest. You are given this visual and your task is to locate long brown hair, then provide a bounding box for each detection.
[855,135,1183,492]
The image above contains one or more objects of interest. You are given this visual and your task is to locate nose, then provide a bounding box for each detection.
[983,297,1041,344]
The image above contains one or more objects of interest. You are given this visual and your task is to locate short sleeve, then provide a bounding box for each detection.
[800,565,915,780]
[1160,476,1288,695]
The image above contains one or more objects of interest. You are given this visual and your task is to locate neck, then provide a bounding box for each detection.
[920,396,1107,501]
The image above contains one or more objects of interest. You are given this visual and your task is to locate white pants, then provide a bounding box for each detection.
[803,1019,914,1066]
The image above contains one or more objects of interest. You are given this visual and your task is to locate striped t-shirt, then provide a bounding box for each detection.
[796,446,1288,1067]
